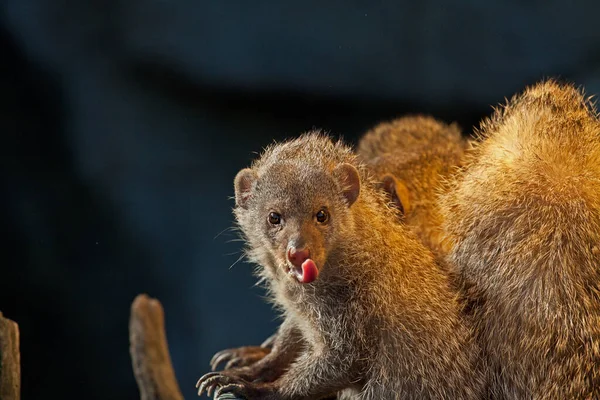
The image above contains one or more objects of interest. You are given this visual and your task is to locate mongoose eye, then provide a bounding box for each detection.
[268,212,281,225]
[316,209,329,224]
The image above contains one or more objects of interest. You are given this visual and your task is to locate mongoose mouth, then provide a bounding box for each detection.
[286,259,319,284]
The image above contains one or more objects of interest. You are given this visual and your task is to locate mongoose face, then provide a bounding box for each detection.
[234,159,360,285]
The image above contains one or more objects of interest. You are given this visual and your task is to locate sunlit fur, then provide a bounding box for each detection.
[234,132,485,399]
[357,115,467,256]
[440,80,600,398]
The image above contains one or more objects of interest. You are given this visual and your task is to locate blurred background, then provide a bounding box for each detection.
[2,1,600,399]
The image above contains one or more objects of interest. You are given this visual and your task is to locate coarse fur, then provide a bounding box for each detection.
[440,80,600,399]
[357,115,467,256]
[198,132,484,400]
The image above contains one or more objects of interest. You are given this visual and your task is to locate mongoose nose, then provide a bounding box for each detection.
[287,247,311,268]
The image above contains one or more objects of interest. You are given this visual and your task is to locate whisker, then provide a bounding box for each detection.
[228,254,246,269]
[213,226,235,240]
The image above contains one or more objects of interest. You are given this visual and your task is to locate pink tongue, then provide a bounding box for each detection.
[300,259,319,284]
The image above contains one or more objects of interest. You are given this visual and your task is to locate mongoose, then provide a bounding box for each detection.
[210,115,467,371]
[357,116,467,256]
[440,80,600,398]
[210,117,469,373]
[197,133,484,399]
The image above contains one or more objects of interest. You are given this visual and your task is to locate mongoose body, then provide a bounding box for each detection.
[357,116,467,256]
[441,81,600,398]
[198,133,484,400]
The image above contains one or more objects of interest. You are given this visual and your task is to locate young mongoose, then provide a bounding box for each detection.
[210,117,468,373]
[440,80,600,398]
[357,116,467,256]
[197,133,484,399]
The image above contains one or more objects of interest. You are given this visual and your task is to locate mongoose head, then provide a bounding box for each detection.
[234,159,360,284]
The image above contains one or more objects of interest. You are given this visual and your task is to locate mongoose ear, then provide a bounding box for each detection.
[333,163,361,207]
[381,174,412,216]
[234,168,258,209]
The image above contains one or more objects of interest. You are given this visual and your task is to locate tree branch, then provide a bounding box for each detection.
[129,294,184,400]
[0,311,20,400]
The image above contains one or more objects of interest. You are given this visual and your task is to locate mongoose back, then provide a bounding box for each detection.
[197,132,484,399]
[357,116,467,256]
[440,80,600,398]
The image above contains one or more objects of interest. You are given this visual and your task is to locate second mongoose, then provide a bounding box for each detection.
[357,115,467,256]
[440,80,600,398]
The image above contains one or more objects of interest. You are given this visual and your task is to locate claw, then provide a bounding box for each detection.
[199,380,215,397]
[260,333,276,348]
[197,372,222,397]
[197,372,218,388]
[214,383,247,399]
[206,380,218,398]
[210,350,232,371]
[202,383,215,398]
[197,379,210,397]
[210,346,271,372]
[223,357,243,370]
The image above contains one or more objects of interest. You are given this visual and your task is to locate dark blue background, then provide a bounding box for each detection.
[2,1,600,399]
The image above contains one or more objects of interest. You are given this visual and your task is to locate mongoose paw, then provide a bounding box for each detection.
[197,372,275,399]
[197,372,231,398]
[210,346,271,371]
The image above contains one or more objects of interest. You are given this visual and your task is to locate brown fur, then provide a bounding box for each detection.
[198,133,484,400]
[440,80,600,399]
[357,116,467,256]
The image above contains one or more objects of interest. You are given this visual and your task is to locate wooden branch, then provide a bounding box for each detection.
[0,311,20,400]
[129,294,184,400]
